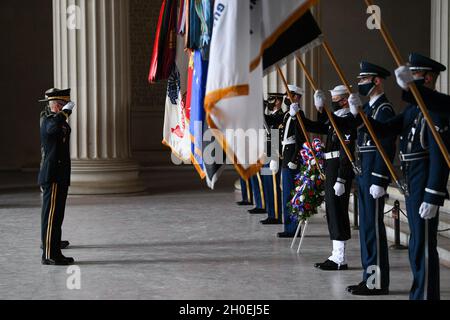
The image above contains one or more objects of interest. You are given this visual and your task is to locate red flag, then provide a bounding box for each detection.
[148,0,177,83]
[148,0,166,83]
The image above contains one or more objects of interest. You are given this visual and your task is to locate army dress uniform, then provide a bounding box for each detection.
[370,53,450,300]
[278,85,306,238]
[260,94,285,225]
[38,89,74,265]
[39,88,70,250]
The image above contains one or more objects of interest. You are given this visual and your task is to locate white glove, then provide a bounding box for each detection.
[287,162,298,170]
[348,94,362,117]
[269,160,279,173]
[289,103,299,117]
[369,184,386,199]
[395,65,414,91]
[62,101,76,111]
[333,182,345,197]
[419,202,439,220]
[314,90,326,111]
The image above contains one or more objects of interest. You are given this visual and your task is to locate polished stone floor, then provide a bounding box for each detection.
[0,168,449,300]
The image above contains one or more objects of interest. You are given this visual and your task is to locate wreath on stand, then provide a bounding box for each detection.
[288,138,326,223]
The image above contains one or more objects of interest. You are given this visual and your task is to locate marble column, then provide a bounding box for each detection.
[431,0,450,190]
[431,0,450,94]
[53,0,144,194]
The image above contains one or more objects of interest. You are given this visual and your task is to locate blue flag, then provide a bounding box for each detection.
[189,50,208,179]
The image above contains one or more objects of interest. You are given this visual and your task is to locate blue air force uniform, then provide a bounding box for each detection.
[38,89,74,265]
[370,53,450,300]
[353,62,397,292]
[357,93,396,289]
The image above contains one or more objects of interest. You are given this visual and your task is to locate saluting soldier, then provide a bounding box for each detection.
[38,88,76,265]
[345,62,396,296]
[366,53,450,300]
[39,88,70,251]
[308,85,357,271]
[260,93,285,225]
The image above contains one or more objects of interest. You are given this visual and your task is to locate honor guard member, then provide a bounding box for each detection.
[310,85,357,270]
[38,88,76,265]
[396,61,450,118]
[369,53,450,300]
[346,62,396,295]
[261,93,285,225]
[39,88,70,250]
[278,85,305,238]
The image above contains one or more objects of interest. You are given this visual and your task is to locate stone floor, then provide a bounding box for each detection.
[0,168,449,300]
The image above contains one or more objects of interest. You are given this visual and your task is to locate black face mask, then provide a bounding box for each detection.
[284,98,291,107]
[331,100,342,111]
[413,77,425,87]
[358,79,376,96]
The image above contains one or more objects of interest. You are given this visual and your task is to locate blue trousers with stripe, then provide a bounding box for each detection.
[262,164,282,221]
[239,178,253,203]
[251,173,266,210]
[405,160,440,300]
[357,177,390,290]
[41,182,69,260]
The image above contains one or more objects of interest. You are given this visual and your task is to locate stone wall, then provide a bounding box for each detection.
[129,0,171,166]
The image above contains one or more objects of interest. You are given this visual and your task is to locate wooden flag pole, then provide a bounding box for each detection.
[321,40,405,193]
[364,0,450,168]
[276,65,324,177]
[295,55,360,175]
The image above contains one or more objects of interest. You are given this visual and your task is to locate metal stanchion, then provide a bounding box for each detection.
[389,200,408,250]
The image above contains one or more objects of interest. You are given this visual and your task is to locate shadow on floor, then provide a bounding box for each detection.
[66,238,281,250]
[75,255,299,266]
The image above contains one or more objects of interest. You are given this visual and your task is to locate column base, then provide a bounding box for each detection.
[69,159,145,195]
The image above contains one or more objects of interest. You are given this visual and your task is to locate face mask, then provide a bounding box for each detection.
[413,77,425,87]
[284,98,291,107]
[331,101,342,111]
[358,80,375,96]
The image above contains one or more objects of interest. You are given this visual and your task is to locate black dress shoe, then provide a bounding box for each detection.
[314,259,348,271]
[40,240,70,250]
[277,231,297,238]
[248,208,267,214]
[351,284,389,296]
[260,218,282,225]
[236,201,253,206]
[41,258,73,266]
[346,281,366,293]
[57,255,75,264]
